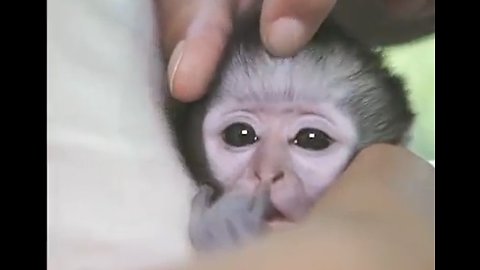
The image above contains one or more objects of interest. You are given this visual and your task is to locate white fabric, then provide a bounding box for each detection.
[47,1,194,269]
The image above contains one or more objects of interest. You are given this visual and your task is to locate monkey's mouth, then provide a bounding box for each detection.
[265,206,291,224]
[262,197,296,230]
[265,208,295,230]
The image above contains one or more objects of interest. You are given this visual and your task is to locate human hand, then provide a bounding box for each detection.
[157,0,434,102]
[156,0,336,102]
[175,144,434,270]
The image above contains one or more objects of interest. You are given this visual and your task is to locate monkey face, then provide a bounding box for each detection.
[181,21,413,229]
[202,100,358,224]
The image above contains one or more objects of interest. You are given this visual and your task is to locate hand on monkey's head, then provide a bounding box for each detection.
[157,0,433,103]
[156,0,336,102]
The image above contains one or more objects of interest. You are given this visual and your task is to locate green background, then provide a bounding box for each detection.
[384,35,435,160]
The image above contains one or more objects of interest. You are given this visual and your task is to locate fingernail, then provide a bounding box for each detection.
[265,17,306,57]
[167,40,185,95]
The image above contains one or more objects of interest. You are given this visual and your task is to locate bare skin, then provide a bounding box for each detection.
[169,144,434,270]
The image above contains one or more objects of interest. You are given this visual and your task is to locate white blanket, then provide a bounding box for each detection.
[47,1,194,269]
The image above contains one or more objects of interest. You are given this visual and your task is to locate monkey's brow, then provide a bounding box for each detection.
[222,106,336,126]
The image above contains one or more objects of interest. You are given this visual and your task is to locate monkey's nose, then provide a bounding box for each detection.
[254,171,285,183]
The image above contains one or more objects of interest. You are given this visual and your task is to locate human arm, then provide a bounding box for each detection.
[171,144,434,270]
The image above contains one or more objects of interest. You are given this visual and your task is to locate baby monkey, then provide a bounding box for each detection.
[168,19,414,253]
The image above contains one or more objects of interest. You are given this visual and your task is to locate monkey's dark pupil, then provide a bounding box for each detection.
[222,122,258,147]
[293,128,332,151]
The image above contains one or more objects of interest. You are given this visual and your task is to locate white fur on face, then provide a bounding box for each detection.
[200,42,361,222]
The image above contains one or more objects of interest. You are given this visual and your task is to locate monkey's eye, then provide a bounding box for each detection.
[222,122,259,147]
[291,128,332,151]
